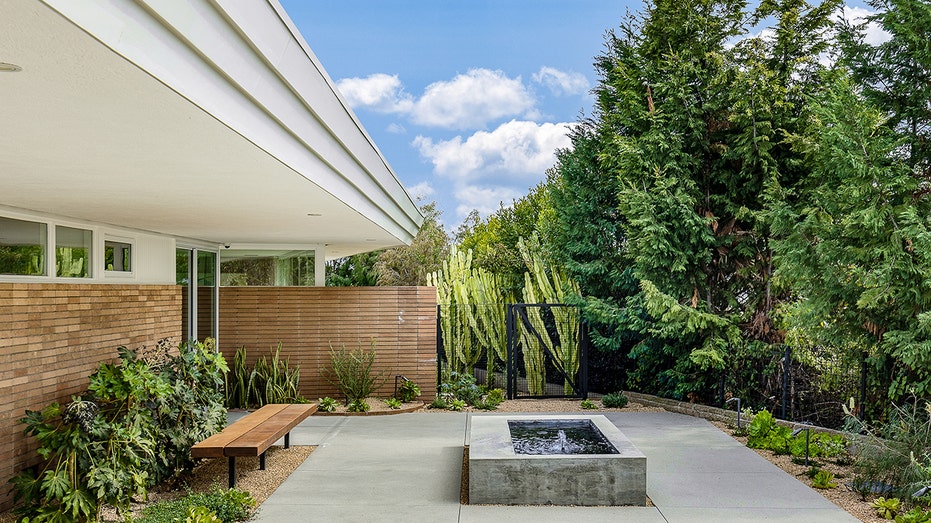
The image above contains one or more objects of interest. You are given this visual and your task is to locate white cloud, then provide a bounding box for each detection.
[838,5,891,46]
[453,184,522,219]
[410,69,536,129]
[335,73,413,113]
[532,67,590,96]
[407,181,435,201]
[386,122,407,134]
[413,120,573,179]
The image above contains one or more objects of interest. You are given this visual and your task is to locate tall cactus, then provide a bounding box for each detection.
[428,247,507,381]
[518,235,582,394]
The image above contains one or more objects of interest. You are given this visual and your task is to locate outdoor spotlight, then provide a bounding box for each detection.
[914,486,930,498]
[726,397,742,429]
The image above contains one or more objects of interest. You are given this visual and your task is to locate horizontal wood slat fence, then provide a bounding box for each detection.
[218,286,438,402]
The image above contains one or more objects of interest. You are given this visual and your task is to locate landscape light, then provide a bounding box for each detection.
[726,397,742,429]
[792,424,811,466]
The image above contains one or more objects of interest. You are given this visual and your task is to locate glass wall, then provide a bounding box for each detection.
[56,225,92,278]
[0,216,47,276]
[176,247,218,343]
[220,250,315,286]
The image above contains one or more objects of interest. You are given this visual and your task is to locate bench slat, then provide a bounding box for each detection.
[190,404,290,458]
[225,404,317,456]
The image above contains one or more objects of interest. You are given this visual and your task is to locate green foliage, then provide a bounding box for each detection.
[580,399,598,410]
[852,400,931,496]
[473,388,506,411]
[317,397,338,413]
[896,507,931,523]
[396,379,421,402]
[12,339,228,522]
[138,486,256,523]
[186,506,223,523]
[448,399,466,412]
[347,399,370,413]
[811,469,838,489]
[385,398,402,410]
[747,410,847,458]
[601,392,629,409]
[324,340,389,403]
[874,497,903,520]
[438,371,483,406]
[224,344,302,408]
[375,201,450,286]
[326,250,381,287]
[428,396,448,410]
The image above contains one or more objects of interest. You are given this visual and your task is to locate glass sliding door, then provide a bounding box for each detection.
[176,247,218,343]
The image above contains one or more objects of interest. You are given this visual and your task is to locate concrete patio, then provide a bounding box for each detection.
[250,411,858,522]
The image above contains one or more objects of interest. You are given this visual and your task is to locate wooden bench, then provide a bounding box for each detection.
[191,403,317,488]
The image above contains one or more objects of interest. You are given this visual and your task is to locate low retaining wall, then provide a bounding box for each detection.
[623,391,850,438]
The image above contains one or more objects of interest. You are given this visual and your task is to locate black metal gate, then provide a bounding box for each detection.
[505,303,588,400]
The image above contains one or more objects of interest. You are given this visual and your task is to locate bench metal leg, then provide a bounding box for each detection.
[260,451,266,470]
[285,432,290,449]
[228,457,236,489]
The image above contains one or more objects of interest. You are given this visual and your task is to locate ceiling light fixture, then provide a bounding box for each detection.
[306,213,322,217]
[0,62,22,72]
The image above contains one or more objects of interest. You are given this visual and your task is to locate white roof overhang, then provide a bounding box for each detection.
[0,0,422,259]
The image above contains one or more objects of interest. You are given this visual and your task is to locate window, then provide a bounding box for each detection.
[0,216,47,276]
[105,240,132,272]
[56,225,92,278]
[220,250,315,286]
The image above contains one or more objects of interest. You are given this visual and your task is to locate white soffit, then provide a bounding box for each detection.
[0,0,422,258]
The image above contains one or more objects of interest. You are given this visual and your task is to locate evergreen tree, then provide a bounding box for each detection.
[550,0,840,399]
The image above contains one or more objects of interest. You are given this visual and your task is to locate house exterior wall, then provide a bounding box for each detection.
[0,283,182,511]
[218,286,438,401]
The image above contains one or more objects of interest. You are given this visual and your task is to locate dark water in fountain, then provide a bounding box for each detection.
[508,419,619,455]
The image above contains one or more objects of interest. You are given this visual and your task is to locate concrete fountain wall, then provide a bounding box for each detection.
[467,414,647,506]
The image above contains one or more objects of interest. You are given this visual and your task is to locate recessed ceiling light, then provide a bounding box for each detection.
[306,213,322,217]
[365,239,376,242]
[0,62,22,72]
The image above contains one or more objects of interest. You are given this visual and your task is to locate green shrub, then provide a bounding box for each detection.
[896,507,931,523]
[853,400,931,497]
[318,397,338,412]
[747,410,848,459]
[186,506,223,523]
[11,339,229,522]
[474,388,506,410]
[811,469,837,489]
[347,399,370,412]
[428,396,448,409]
[324,340,388,403]
[581,399,598,410]
[439,372,482,405]
[873,497,902,520]
[385,397,403,409]
[602,392,629,409]
[449,399,466,411]
[397,379,421,402]
[139,486,255,523]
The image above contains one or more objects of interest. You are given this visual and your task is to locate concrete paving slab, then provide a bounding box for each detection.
[251,410,859,523]
[659,506,860,522]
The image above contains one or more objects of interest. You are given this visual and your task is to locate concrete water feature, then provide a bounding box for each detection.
[468,414,647,506]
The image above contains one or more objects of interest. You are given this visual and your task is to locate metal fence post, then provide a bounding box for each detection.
[860,350,868,421]
[781,345,791,420]
[506,304,515,400]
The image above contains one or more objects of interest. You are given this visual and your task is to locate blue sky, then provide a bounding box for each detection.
[280,1,885,230]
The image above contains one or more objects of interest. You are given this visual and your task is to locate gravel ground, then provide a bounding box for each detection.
[0,398,880,522]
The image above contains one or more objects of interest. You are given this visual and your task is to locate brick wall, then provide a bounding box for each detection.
[0,283,182,511]
[218,286,438,401]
